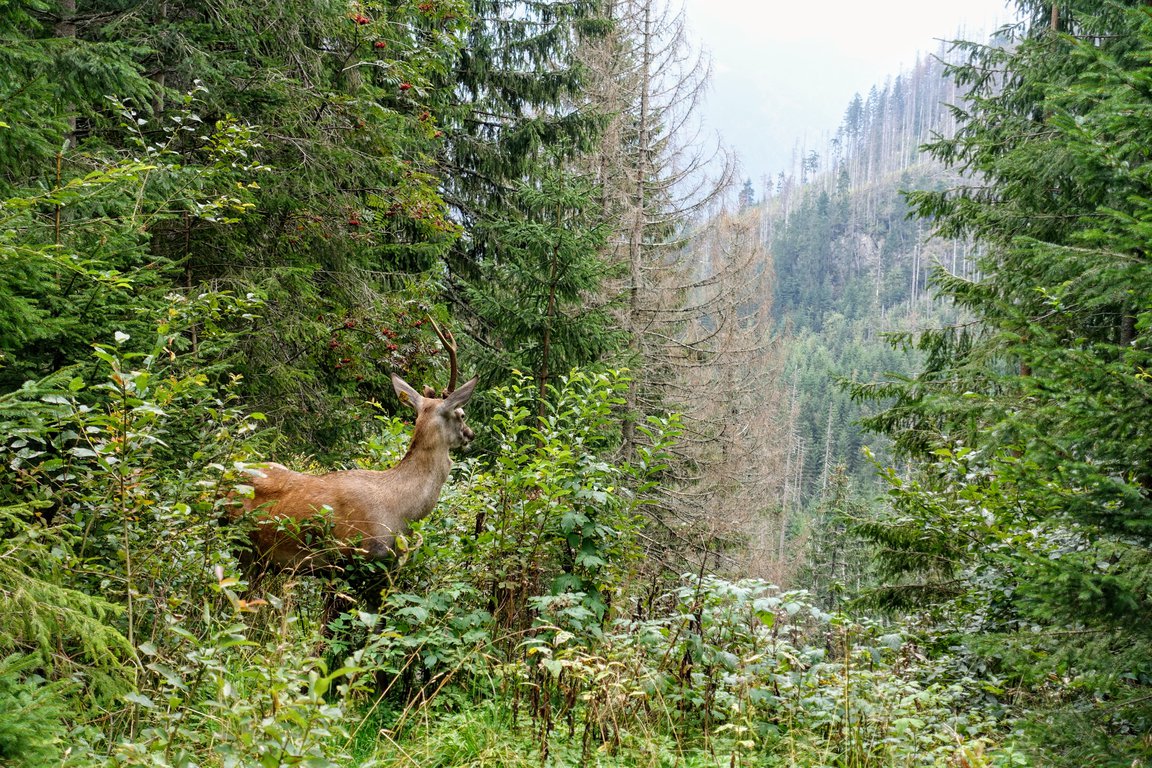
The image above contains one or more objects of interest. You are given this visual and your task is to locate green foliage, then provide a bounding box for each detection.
[465,163,624,394]
[0,653,76,768]
[0,0,478,455]
[336,583,493,706]
[799,467,880,610]
[0,284,399,767]
[108,581,370,768]
[781,314,915,504]
[771,167,942,330]
[0,275,270,752]
[0,0,154,190]
[470,369,654,623]
[441,0,612,398]
[316,370,1019,765]
[0,0,627,456]
[442,0,606,228]
[767,142,968,510]
[0,502,134,693]
[0,92,265,390]
[357,574,1015,767]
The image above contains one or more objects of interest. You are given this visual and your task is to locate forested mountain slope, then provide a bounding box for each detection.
[751,49,978,508]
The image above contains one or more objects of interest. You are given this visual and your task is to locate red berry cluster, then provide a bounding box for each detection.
[380,325,400,352]
[324,311,439,379]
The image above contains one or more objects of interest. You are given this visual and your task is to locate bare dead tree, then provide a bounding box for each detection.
[580,0,790,579]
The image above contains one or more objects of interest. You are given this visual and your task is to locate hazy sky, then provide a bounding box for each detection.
[679,0,1016,180]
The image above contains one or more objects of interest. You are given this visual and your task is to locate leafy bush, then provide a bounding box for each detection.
[346,583,494,705]
[357,571,1015,765]
[108,575,372,768]
[466,369,668,629]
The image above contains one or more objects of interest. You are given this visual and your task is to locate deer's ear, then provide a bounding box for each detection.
[443,377,478,410]
[392,373,423,410]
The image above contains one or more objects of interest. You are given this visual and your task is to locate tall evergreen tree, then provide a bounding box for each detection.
[857,3,1152,761]
[440,1,610,343]
[0,0,153,189]
[421,0,626,405]
[463,159,622,408]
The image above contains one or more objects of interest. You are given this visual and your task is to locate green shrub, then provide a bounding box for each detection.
[109,576,372,768]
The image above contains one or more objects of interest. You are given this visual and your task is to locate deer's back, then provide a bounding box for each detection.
[240,462,439,565]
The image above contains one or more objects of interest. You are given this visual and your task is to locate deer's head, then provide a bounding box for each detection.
[392,373,477,450]
[391,316,477,452]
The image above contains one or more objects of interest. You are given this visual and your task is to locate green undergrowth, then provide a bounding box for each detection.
[0,316,1027,767]
[347,699,749,768]
[328,574,1025,768]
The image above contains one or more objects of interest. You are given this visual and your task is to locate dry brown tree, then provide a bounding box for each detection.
[581,0,790,584]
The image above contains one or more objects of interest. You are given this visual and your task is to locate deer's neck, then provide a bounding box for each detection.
[400,441,451,481]
[389,437,452,519]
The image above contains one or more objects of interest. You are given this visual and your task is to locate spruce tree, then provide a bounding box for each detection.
[438,0,614,390]
[858,3,1152,760]
[463,159,621,410]
[440,0,608,232]
[0,0,472,449]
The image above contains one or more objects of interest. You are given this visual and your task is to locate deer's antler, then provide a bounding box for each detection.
[427,315,458,396]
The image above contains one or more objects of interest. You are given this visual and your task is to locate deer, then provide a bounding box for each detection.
[235,320,478,574]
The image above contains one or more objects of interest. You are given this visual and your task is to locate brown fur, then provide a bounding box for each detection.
[238,373,478,570]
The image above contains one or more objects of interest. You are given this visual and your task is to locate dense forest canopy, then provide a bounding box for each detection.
[1,0,1151,766]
